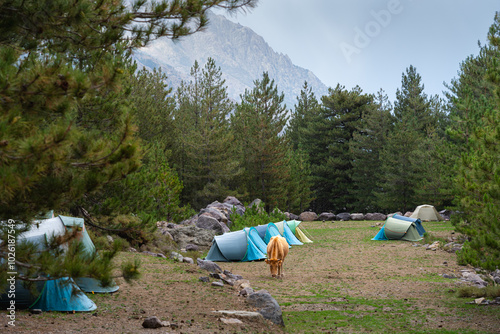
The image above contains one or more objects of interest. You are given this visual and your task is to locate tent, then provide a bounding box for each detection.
[282,220,313,243]
[0,215,118,311]
[273,221,303,246]
[391,214,426,236]
[205,227,268,262]
[410,204,443,221]
[372,216,423,242]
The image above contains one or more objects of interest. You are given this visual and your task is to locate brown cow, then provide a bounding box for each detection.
[265,236,289,278]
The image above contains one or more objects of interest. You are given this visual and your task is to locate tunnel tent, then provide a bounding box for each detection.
[392,214,426,236]
[410,204,443,221]
[285,220,313,243]
[264,222,282,244]
[0,216,101,311]
[372,216,423,242]
[273,221,303,246]
[205,227,267,262]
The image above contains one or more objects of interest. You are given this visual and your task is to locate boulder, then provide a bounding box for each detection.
[223,196,246,215]
[164,225,216,249]
[285,212,299,220]
[439,209,452,221]
[247,199,265,213]
[350,213,365,220]
[404,211,413,217]
[247,290,284,326]
[299,211,318,221]
[317,212,336,221]
[197,258,222,273]
[364,213,387,221]
[196,214,230,235]
[336,212,351,221]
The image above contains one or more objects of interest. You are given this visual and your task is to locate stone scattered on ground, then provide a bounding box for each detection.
[197,258,222,273]
[247,289,285,326]
[142,316,169,329]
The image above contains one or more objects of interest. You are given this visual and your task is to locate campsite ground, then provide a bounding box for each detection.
[2,220,500,333]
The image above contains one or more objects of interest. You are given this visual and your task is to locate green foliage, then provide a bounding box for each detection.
[349,89,394,212]
[452,12,500,271]
[231,72,290,211]
[0,0,256,284]
[307,84,373,212]
[173,58,240,209]
[457,285,500,299]
[229,202,286,231]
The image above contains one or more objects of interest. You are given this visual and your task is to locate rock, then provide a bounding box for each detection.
[247,199,265,213]
[350,213,365,220]
[239,287,254,296]
[170,251,183,262]
[404,211,413,217]
[199,276,210,283]
[475,297,485,305]
[220,317,243,324]
[156,252,167,259]
[197,258,222,273]
[461,271,488,287]
[439,209,452,220]
[185,244,199,251]
[247,289,284,326]
[142,316,167,329]
[284,212,299,220]
[143,251,158,257]
[299,211,318,221]
[182,257,194,264]
[199,208,228,226]
[106,235,114,244]
[317,212,336,221]
[234,279,251,290]
[128,247,137,252]
[212,281,224,287]
[196,214,230,235]
[365,213,387,221]
[207,201,242,221]
[426,241,440,251]
[223,270,243,280]
[223,196,246,216]
[30,309,42,314]
[442,274,456,279]
[212,310,264,320]
[336,212,351,221]
[165,225,216,249]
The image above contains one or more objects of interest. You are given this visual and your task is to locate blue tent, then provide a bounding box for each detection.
[392,214,426,236]
[372,215,424,242]
[205,227,268,262]
[274,221,303,246]
[0,278,97,312]
[1,215,117,311]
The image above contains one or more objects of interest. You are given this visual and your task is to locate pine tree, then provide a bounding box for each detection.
[377,66,433,213]
[349,89,394,212]
[174,58,240,209]
[0,0,256,285]
[306,85,372,212]
[288,81,321,150]
[231,72,290,211]
[452,12,500,270]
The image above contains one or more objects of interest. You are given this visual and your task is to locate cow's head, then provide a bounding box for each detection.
[265,258,282,278]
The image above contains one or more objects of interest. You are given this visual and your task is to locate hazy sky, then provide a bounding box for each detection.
[222,0,499,102]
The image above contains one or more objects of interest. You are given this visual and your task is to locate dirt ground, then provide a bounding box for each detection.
[2,220,499,333]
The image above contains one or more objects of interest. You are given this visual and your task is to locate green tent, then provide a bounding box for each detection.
[382,217,423,241]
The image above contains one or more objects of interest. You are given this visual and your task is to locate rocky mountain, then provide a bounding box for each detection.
[132,11,329,109]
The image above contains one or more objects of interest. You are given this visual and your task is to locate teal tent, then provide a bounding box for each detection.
[264,222,282,244]
[205,227,268,262]
[1,215,117,311]
[372,216,423,242]
[273,221,303,246]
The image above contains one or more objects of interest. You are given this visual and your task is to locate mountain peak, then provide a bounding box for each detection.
[133,11,328,108]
